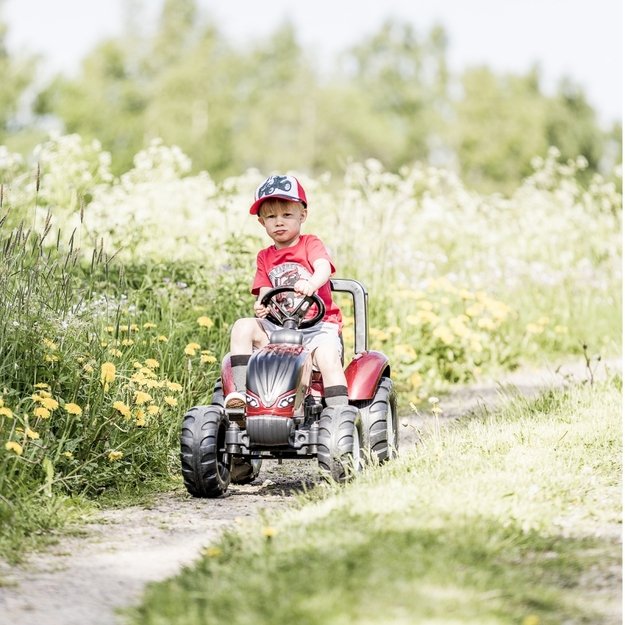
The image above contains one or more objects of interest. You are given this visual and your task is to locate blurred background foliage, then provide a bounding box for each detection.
[0,0,621,194]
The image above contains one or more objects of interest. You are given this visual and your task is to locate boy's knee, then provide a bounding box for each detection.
[231,317,256,337]
[314,343,341,367]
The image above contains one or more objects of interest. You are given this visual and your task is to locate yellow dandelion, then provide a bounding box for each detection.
[147,405,160,416]
[164,396,178,407]
[64,403,83,416]
[105,325,115,333]
[417,300,434,311]
[197,316,214,329]
[409,372,423,388]
[166,381,183,393]
[203,546,222,558]
[38,396,59,411]
[144,358,160,369]
[34,383,50,389]
[5,441,23,455]
[62,451,74,460]
[555,325,568,334]
[525,323,543,334]
[134,391,153,405]
[522,616,540,625]
[25,427,39,440]
[416,310,440,325]
[33,406,51,419]
[144,379,160,389]
[83,364,94,374]
[133,361,143,369]
[201,354,217,364]
[262,526,277,539]
[109,348,123,357]
[121,338,134,347]
[184,342,201,356]
[100,341,109,348]
[0,407,14,419]
[100,362,116,388]
[107,450,123,462]
[129,324,139,332]
[157,335,169,343]
[113,401,132,419]
[465,303,484,317]
[44,354,59,363]
[135,413,146,427]
[43,338,58,350]
[394,344,417,361]
[143,322,157,330]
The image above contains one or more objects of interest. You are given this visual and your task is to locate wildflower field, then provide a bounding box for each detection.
[0,134,621,556]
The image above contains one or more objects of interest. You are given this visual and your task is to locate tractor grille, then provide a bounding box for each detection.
[246,415,293,446]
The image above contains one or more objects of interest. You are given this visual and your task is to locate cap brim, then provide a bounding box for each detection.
[249,195,305,215]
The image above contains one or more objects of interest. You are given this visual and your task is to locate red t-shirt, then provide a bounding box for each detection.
[251,234,342,328]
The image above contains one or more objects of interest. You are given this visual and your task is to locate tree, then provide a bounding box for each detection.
[344,20,450,168]
[451,66,551,192]
[35,38,148,173]
[545,77,605,176]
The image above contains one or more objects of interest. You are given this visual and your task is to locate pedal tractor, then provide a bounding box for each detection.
[180,279,398,497]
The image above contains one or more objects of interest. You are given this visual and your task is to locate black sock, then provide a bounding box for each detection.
[231,354,250,392]
[324,384,348,407]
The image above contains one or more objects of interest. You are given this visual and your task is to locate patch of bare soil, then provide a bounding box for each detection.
[0,358,619,625]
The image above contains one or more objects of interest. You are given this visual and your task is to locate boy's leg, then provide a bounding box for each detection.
[313,342,348,407]
[229,318,269,394]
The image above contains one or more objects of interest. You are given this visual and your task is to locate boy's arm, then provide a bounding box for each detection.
[294,258,332,296]
[253,286,272,318]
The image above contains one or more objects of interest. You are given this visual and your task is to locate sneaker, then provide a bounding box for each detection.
[224,391,246,410]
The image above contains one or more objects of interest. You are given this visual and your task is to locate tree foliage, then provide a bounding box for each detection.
[3,0,620,192]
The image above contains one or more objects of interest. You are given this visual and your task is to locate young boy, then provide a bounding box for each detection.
[224,174,348,411]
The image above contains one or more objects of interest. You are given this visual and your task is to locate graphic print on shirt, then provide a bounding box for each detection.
[268,262,312,314]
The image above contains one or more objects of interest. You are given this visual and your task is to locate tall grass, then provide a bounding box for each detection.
[0,134,620,558]
[129,375,622,625]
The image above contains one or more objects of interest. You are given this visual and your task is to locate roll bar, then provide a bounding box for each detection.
[330,278,368,354]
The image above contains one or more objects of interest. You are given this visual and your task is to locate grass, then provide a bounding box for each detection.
[128,375,622,625]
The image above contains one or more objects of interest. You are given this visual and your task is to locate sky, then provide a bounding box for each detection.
[3,0,623,126]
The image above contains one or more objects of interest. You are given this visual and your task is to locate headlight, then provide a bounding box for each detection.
[277,394,295,408]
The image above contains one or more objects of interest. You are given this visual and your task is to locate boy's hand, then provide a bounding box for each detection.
[253,301,269,318]
[293,279,316,296]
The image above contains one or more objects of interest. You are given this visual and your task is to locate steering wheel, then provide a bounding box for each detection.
[260,286,325,329]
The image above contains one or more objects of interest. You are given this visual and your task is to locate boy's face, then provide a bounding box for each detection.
[258,200,307,248]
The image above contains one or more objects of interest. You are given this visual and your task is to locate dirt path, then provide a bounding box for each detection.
[0,358,617,625]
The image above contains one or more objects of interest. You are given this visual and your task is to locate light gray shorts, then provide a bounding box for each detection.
[258,319,343,363]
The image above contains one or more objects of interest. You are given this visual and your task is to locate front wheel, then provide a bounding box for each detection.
[317,404,362,482]
[354,377,398,463]
[180,405,231,497]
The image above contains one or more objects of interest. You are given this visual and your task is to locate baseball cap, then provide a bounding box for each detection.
[249,174,308,215]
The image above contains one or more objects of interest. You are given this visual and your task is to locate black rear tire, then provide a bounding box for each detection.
[180,405,231,497]
[317,404,362,481]
[355,377,398,463]
[211,378,224,406]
